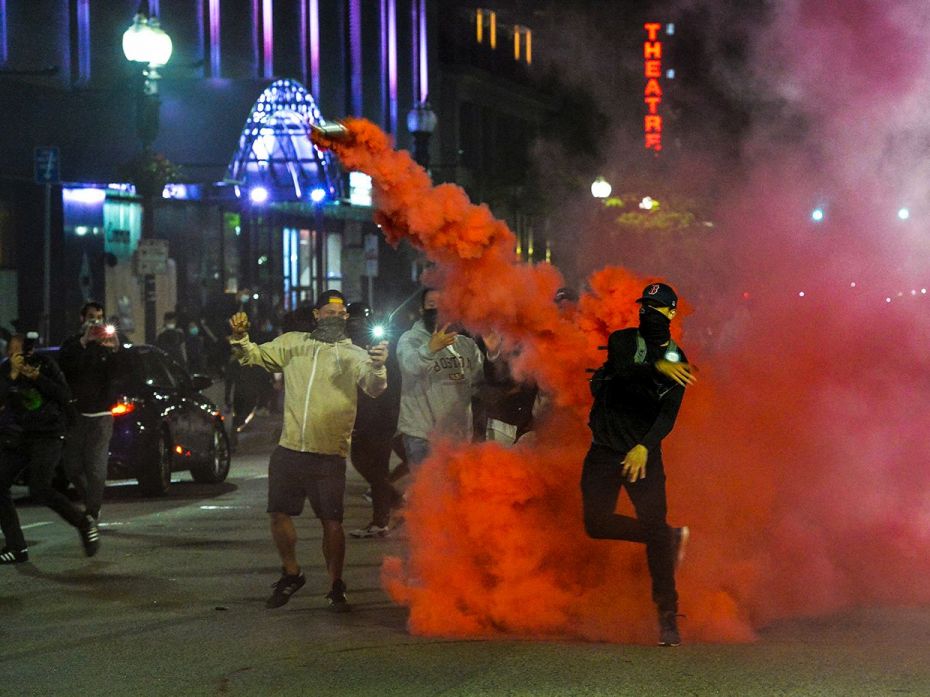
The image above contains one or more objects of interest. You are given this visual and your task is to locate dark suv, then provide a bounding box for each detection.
[40,345,231,496]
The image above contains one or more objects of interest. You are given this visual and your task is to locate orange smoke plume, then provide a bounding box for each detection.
[313,119,751,643]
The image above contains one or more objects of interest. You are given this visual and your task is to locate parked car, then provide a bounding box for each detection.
[37,344,231,496]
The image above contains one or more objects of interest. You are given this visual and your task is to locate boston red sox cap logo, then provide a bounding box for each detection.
[636,282,678,308]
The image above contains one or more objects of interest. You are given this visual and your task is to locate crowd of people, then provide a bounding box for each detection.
[0,281,697,646]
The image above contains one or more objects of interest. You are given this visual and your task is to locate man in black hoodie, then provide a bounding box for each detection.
[0,334,98,564]
[58,301,125,524]
[582,283,696,647]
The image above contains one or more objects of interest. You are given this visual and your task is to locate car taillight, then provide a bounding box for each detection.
[111,401,135,416]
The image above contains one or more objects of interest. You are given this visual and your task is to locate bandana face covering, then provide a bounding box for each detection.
[639,307,671,346]
[311,316,347,343]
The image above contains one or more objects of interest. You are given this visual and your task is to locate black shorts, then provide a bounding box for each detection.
[267,446,346,521]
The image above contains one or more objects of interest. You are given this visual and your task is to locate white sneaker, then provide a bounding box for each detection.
[350,523,390,538]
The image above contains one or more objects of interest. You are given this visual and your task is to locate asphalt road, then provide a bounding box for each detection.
[1,414,928,697]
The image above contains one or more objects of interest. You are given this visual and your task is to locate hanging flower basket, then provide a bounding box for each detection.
[119,152,182,199]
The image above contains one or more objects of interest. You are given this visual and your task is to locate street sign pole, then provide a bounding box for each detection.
[43,183,51,344]
[34,146,60,345]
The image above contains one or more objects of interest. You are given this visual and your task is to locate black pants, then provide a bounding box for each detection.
[580,443,677,613]
[0,436,86,551]
[351,430,401,527]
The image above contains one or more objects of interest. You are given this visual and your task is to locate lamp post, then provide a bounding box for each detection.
[122,8,173,343]
[406,100,438,170]
[310,187,327,299]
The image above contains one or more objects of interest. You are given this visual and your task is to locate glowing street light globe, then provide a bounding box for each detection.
[310,188,327,203]
[897,207,910,220]
[122,14,173,66]
[590,176,612,199]
[249,186,269,204]
[811,208,824,222]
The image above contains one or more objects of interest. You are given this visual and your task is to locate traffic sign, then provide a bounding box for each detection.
[34,147,60,185]
[135,239,170,275]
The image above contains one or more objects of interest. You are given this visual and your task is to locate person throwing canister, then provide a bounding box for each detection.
[582,282,697,647]
[228,290,388,611]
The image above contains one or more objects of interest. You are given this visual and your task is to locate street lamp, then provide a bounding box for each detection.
[406,100,438,169]
[591,176,612,199]
[122,8,172,343]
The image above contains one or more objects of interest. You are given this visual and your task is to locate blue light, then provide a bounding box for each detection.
[811,207,824,222]
[310,188,326,203]
[249,186,269,204]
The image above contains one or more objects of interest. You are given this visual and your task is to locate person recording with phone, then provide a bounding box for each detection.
[0,333,97,564]
[345,302,404,538]
[58,301,126,528]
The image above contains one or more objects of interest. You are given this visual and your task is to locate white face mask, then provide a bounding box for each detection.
[166,322,176,330]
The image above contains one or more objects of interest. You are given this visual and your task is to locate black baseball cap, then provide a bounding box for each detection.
[635,283,678,309]
[314,289,346,310]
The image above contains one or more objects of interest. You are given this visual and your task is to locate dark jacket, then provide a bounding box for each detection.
[58,335,127,414]
[0,353,73,437]
[156,327,187,367]
[588,328,687,454]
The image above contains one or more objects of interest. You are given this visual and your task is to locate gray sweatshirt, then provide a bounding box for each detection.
[396,320,483,441]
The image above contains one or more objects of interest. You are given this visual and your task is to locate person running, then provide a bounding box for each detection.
[228,290,388,611]
[582,282,696,647]
[0,334,99,564]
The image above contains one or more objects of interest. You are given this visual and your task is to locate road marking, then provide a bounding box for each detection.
[21,522,53,530]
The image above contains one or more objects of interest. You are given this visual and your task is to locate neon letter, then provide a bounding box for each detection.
[644,79,663,97]
[644,23,661,41]
[644,41,662,59]
[644,115,662,132]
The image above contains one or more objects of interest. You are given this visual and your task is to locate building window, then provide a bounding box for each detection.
[326,231,342,290]
[513,25,531,65]
[475,8,496,49]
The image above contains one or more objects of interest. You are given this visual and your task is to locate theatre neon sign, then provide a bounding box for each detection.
[643,22,663,153]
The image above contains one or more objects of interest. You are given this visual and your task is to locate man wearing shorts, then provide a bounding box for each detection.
[229,290,388,610]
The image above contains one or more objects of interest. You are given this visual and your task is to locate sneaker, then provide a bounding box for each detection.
[79,515,100,557]
[266,570,306,609]
[349,523,390,538]
[658,611,682,647]
[326,579,351,612]
[0,547,28,564]
[672,526,689,569]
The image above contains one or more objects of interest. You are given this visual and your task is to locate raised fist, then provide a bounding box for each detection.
[229,312,250,340]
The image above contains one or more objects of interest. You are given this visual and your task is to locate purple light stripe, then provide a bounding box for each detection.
[387,0,397,132]
[209,0,221,77]
[349,0,362,114]
[149,0,160,17]
[411,0,418,101]
[0,0,7,66]
[77,0,90,82]
[298,0,307,85]
[263,0,273,78]
[419,0,428,101]
[309,0,320,98]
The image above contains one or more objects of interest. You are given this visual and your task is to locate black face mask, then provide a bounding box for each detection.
[311,316,347,343]
[639,307,671,346]
[422,308,438,333]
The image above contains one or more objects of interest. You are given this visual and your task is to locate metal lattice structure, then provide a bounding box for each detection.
[227,79,340,201]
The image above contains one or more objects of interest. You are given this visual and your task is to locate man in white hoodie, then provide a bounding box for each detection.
[396,288,484,469]
[229,290,388,611]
